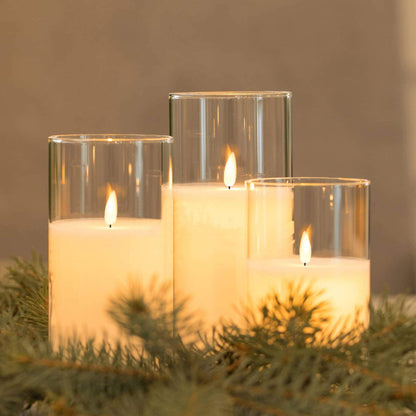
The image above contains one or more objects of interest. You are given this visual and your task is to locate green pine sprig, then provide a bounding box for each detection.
[0,255,416,416]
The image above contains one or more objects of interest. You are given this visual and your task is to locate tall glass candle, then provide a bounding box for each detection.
[246,178,370,337]
[49,134,172,347]
[169,92,293,329]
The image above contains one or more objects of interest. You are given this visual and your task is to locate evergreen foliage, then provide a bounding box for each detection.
[0,255,415,415]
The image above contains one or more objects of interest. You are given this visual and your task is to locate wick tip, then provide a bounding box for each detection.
[228,186,231,190]
[109,224,112,228]
[304,263,306,267]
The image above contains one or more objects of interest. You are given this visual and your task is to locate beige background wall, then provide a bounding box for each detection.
[0,0,412,292]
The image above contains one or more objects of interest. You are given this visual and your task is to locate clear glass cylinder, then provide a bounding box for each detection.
[246,177,370,336]
[170,91,292,183]
[169,92,293,330]
[48,134,173,346]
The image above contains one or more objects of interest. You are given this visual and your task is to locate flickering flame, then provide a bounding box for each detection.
[105,190,117,227]
[224,152,236,188]
[300,231,311,266]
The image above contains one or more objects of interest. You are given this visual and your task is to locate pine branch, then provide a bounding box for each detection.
[0,251,48,339]
[231,396,290,416]
[322,354,412,395]
[15,355,166,382]
[1,254,416,416]
[372,318,406,339]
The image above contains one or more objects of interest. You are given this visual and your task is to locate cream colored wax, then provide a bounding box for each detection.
[49,218,165,347]
[172,184,294,330]
[173,184,246,329]
[248,257,370,335]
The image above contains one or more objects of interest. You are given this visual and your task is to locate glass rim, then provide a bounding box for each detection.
[48,134,173,144]
[169,91,292,99]
[245,177,370,187]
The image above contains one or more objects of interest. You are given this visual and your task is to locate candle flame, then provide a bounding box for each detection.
[105,190,117,227]
[300,231,311,265]
[224,152,236,188]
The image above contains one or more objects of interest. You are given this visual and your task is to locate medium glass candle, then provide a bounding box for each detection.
[169,91,293,329]
[246,177,370,336]
[49,134,173,346]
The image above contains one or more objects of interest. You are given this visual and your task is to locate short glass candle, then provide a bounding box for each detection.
[169,91,293,329]
[48,134,173,347]
[246,177,370,336]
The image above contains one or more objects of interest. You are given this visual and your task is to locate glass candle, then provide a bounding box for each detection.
[169,91,293,329]
[246,177,370,336]
[49,134,173,347]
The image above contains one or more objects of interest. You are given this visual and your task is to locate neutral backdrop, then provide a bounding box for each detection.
[0,0,413,292]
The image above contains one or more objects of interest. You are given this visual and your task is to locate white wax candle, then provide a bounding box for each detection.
[248,257,370,335]
[49,218,165,346]
[172,183,294,329]
[173,184,246,328]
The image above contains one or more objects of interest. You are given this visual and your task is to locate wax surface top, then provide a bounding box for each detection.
[172,183,245,194]
[49,217,160,232]
[248,256,370,271]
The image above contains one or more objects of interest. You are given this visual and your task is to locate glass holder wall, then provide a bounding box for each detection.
[246,177,370,337]
[169,92,293,329]
[49,134,172,347]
